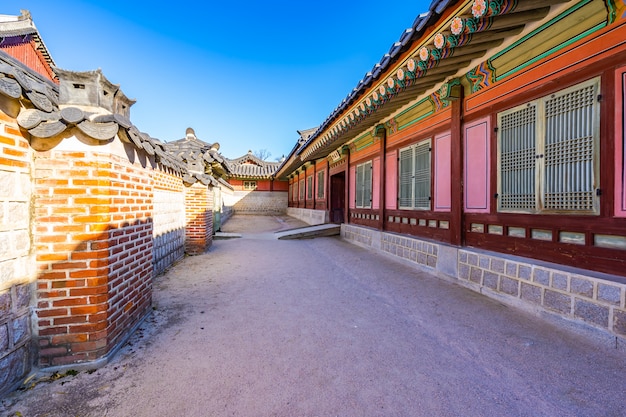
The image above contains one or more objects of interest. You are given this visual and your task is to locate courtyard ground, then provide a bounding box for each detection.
[1,214,625,417]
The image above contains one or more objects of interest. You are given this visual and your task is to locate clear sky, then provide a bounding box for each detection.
[10,1,430,160]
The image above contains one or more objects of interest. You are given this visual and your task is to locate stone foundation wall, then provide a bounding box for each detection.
[341,224,626,345]
[285,207,327,225]
[225,191,287,215]
[153,172,185,275]
[0,283,32,396]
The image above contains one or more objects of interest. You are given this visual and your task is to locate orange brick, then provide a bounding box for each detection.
[69,268,107,278]
[36,253,69,262]
[51,261,88,270]
[0,156,28,168]
[69,286,108,297]
[71,304,107,315]
[0,136,16,146]
[51,279,85,289]
[70,321,107,333]
[74,197,110,205]
[52,297,88,307]
[53,188,87,195]
[73,215,111,223]
[53,315,87,325]
[37,308,69,318]
[3,147,27,158]
[71,250,109,260]
[51,333,89,344]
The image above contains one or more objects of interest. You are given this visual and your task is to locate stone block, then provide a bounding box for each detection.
[458,263,470,280]
[483,271,499,290]
[597,283,621,306]
[521,283,542,304]
[0,345,28,387]
[505,262,517,277]
[491,259,505,274]
[469,267,483,284]
[479,256,490,269]
[613,310,626,336]
[544,290,571,314]
[417,252,427,265]
[574,299,609,328]
[467,253,478,266]
[518,265,531,280]
[15,283,30,310]
[0,323,7,351]
[0,290,10,319]
[459,251,468,264]
[551,273,568,291]
[500,277,520,296]
[427,256,436,268]
[532,268,550,286]
[436,245,458,278]
[12,314,29,345]
[571,277,594,298]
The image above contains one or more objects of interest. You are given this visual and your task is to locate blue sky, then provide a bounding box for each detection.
[11,1,429,160]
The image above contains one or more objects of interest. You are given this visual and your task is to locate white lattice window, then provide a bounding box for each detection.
[299,179,305,200]
[497,78,600,214]
[243,181,257,190]
[399,139,431,210]
[355,161,372,208]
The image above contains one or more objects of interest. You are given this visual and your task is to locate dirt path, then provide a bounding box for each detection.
[2,215,625,416]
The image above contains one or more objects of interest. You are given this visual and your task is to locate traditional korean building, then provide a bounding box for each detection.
[0,10,56,82]
[222,150,289,215]
[277,0,626,342]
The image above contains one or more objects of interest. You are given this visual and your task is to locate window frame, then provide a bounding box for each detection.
[398,138,432,210]
[317,170,325,199]
[355,161,372,209]
[243,180,257,191]
[306,175,313,200]
[496,77,600,215]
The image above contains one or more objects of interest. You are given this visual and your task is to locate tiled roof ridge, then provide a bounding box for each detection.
[0,50,222,187]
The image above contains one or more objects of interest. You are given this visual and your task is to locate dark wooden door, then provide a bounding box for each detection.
[330,172,345,223]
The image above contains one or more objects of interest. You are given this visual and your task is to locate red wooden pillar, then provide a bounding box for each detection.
[451,88,464,246]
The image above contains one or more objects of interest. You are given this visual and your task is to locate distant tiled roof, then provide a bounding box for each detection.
[163,128,228,180]
[225,151,280,179]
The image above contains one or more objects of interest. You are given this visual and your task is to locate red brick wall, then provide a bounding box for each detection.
[184,183,214,255]
[34,151,153,367]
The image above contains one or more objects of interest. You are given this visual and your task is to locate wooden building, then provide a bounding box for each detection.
[222,151,289,215]
[277,0,626,341]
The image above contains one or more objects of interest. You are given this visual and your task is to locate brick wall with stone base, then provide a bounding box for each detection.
[0,112,36,396]
[185,183,214,255]
[34,150,154,368]
[341,224,626,348]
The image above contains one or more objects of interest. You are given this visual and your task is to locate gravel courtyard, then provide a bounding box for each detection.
[1,215,625,417]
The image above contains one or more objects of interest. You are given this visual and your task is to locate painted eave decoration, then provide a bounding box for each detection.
[277,0,584,178]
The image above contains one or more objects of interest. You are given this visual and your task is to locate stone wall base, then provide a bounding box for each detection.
[341,224,626,349]
[0,282,33,397]
[225,191,287,215]
[286,208,327,225]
